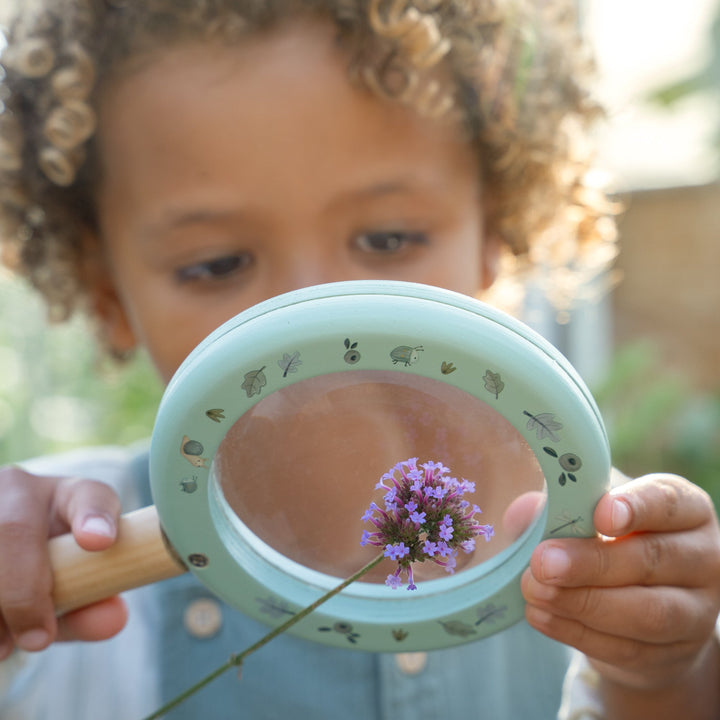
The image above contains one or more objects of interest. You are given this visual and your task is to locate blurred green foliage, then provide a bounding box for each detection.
[0,272,162,464]
[1,272,718,510]
[593,342,720,506]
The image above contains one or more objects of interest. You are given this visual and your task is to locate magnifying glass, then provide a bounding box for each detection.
[49,280,611,652]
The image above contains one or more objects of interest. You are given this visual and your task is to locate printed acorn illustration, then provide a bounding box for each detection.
[180,435,209,468]
[179,476,198,493]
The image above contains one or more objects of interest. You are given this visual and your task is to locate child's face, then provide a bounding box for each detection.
[91,19,495,382]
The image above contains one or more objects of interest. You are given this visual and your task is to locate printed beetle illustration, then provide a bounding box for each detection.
[181,436,209,469]
[390,344,424,366]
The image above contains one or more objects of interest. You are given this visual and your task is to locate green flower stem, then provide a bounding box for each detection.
[143,552,385,720]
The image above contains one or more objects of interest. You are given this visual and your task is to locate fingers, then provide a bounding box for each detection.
[56,596,128,642]
[0,466,123,655]
[0,468,58,652]
[594,474,717,538]
[502,491,546,541]
[521,473,720,688]
[522,570,717,645]
[52,476,122,550]
[523,602,703,685]
[528,527,718,589]
[528,474,720,590]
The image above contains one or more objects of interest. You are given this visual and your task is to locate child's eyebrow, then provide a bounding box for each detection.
[136,176,446,241]
[137,208,246,241]
[327,176,445,209]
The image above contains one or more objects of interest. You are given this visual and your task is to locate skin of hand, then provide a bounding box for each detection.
[522,473,720,719]
[0,466,128,659]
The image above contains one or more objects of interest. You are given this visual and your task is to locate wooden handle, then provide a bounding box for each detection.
[49,505,187,615]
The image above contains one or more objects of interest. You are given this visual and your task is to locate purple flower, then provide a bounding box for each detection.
[406,566,417,591]
[478,524,495,542]
[384,542,410,561]
[361,503,377,522]
[460,538,476,553]
[360,458,493,590]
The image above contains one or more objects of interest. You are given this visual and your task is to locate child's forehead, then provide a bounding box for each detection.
[93,23,479,220]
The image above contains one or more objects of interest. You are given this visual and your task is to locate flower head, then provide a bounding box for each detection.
[360,458,493,590]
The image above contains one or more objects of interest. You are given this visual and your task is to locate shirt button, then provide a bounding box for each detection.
[183,598,223,639]
[395,652,428,675]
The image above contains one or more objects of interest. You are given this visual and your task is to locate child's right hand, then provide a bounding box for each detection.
[0,466,128,660]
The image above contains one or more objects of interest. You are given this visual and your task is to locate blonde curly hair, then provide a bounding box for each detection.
[0,0,615,323]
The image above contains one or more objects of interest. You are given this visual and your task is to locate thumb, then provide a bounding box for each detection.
[52,478,122,551]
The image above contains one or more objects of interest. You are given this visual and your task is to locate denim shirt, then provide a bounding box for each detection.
[1,446,572,720]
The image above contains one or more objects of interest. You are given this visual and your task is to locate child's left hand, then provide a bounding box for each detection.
[522,473,720,709]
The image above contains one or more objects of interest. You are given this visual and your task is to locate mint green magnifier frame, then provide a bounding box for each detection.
[150,280,611,652]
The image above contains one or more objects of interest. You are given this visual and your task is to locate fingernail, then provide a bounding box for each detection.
[81,515,114,538]
[541,547,570,581]
[16,629,49,652]
[525,606,554,627]
[611,498,631,533]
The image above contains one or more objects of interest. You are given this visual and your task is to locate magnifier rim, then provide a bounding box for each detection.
[150,280,610,652]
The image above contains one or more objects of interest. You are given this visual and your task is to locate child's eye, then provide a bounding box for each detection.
[353,230,428,254]
[175,253,253,283]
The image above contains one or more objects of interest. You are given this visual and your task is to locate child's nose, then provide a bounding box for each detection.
[268,253,350,298]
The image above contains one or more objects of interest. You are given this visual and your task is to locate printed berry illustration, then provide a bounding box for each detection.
[343,338,361,364]
[318,621,361,644]
[543,446,583,486]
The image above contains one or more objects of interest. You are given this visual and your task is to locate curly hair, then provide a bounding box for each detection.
[0,0,616,322]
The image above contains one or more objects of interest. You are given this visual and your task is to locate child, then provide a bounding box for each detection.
[1,1,719,718]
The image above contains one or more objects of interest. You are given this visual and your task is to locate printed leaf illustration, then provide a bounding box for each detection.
[523,411,563,442]
[242,366,267,397]
[441,361,456,375]
[438,619,476,638]
[256,595,296,619]
[205,408,225,423]
[278,351,303,378]
[475,603,507,626]
[483,369,505,398]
